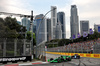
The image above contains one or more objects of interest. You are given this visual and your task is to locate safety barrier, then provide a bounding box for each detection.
[46,51,100,58]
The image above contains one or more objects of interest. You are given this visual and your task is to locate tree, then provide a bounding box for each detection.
[6,30,19,38]
[58,39,70,46]
[0,17,27,38]
[26,31,36,46]
[93,30,100,39]
[33,33,36,46]
[4,17,27,38]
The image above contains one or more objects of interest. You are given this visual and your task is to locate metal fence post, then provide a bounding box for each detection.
[76,44,78,53]
[81,43,83,53]
[14,39,17,56]
[41,45,43,55]
[3,38,6,57]
[30,41,31,55]
[23,39,26,56]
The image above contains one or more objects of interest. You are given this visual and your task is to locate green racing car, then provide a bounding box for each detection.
[48,55,71,63]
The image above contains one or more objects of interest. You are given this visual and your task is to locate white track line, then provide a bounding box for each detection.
[19,61,48,66]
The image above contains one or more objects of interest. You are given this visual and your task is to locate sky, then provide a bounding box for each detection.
[0,0,100,38]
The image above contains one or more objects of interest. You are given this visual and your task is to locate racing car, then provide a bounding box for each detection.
[71,54,80,59]
[48,55,71,63]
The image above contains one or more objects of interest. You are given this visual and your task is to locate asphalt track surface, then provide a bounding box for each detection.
[1,54,100,66]
[21,58,100,66]
[20,54,100,66]
[28,58,100,66]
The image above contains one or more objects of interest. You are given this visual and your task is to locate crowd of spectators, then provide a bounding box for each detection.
[47,38,100,53]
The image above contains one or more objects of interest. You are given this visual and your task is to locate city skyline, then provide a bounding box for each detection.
[0,0,100,38]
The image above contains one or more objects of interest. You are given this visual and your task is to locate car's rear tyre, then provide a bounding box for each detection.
[67,58,71,61]
[78,56,80,59]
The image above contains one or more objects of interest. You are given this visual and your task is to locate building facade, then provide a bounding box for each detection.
[57,12,66,39]
[33,20,36,34]
[55,21,62,39]
[70,5,79,39]
[35,14,47,45]
[17,21,21,25]
[27,20,30,31]
[47,18,52,41]
[51,6,57,39]
[22,17,30,31]
[80,20,89,35]
[94,24,100,33]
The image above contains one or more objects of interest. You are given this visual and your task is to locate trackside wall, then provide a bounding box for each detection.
[46,51,100,58]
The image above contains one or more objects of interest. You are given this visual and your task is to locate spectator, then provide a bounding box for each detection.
[90,45,93,53]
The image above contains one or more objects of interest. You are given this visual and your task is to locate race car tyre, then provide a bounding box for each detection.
[67,58,71,61]
[61,58,64,61]
[50,58,54,61]
[71,56,74,59]
[78,56,80,59]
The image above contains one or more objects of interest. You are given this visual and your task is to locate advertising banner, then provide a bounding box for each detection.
[0,56,32,64]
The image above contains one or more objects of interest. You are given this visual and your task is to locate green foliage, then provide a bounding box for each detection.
[26,31,36,46]
[50,39,60,42]
[58,39,70,46]
[46,30,100,48]
[93,30,100,39]
[26,31,32,40]
[33,33,36,45]
[0,17,27,39]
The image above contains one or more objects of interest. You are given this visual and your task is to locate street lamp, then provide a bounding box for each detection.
[36,8,56,58]
[30,11,34,59]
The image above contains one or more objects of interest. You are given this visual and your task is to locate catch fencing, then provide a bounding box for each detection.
[33,39,100,59]
[0,38,31,57]
[34,41,45,58]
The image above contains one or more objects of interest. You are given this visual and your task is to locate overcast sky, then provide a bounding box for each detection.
[0,0,100,38]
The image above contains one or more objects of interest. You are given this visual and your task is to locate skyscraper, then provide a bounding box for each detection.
[94,24,100,33]
[55,21,62,39]
[27,20,30,31]
[17,21,21,25]
[57,12,66,39]
[35,14,47,44]
[47,18,52,41]
[22,17,30,31]
[51,6,57,39]
[80,20,89,35]
[33,20,36,34]
[70,5,79,39]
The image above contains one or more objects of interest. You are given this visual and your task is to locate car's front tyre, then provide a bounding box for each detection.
[50,58,54,61]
